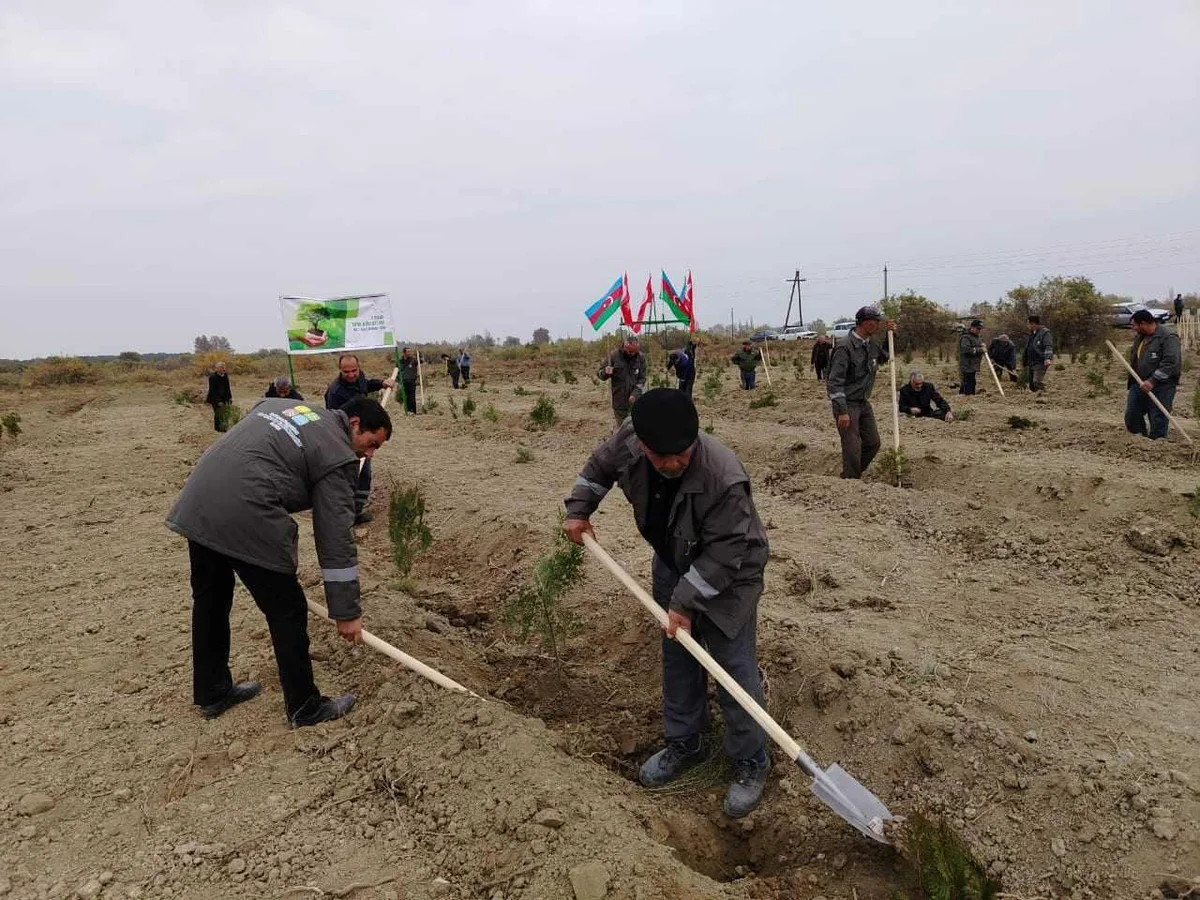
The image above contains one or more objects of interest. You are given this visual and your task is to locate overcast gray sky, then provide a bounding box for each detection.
[2,0,1197,358]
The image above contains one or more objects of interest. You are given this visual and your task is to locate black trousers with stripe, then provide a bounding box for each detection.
[187,540,322,719]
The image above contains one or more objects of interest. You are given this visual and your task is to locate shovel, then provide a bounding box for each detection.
[583,533,894,844]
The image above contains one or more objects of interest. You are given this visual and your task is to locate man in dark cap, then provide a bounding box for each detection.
[826,307,897,479]
[599,335,648,426]
[563,389,771,819]
[958,320,984,395]
[666,348,695,398]
[1124,308,1181,440]
[1024,316,1054,392]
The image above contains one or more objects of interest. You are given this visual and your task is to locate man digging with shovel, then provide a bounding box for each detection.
[562,388,772,818]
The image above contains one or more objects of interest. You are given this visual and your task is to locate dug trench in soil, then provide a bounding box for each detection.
[391,533,911,895]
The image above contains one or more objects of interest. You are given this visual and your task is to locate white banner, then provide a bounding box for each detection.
[280,294,396,355]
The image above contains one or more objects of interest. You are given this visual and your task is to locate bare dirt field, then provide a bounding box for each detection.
[1,342,1197,900]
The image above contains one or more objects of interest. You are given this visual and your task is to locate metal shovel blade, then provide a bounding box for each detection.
[809,763,894,844]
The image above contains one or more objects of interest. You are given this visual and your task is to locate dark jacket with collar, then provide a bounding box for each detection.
[987,338,1017,370]
[958,332,984,373]
[166,399,362,620]
[399,356,420,384]
[826,330,890,415]
[1024,327,1053,366]
[898,382,950,416]
[206,372,232,405]
[599,349,647,409]
[564,422,768,639]
[324,372,385,410]
[667,350,694,381]
[1128,326,1181,386]
[811,340,832,369]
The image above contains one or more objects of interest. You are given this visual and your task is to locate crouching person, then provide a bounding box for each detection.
[562,388,771,817]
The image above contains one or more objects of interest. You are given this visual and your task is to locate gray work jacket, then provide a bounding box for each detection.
[826,330,890,416]
[598,350,647,410]
[958,333,984,374]
[1129,327,1181,385]
[166,398,363,620]
[1024,327,1054,366]
[564,422,768,639]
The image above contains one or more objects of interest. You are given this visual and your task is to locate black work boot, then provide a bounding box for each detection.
[723,751,771,818]
[199,681,262,720]
[290,694,356,729]
[638,738,704,787]
[353,512,374,526]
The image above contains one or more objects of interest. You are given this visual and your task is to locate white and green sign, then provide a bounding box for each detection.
[279,294,396,355]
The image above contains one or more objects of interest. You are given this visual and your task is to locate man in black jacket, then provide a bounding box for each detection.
[205,361,233,432]
[399,348,420,414]
[810,335,832,381]
[986,334,1018,382]
[1124,309,1181,440]
[325,355,396,523]
[898,371,953,421]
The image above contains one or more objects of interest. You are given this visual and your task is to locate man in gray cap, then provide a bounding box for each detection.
[1124,308,1181,439]
[562,388,771,818]
[958,320,984,395]
[826,306,897,479]
[987,333,1018,382]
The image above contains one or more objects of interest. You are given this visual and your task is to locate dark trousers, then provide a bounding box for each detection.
[678,376,695,399]
[450,372,460,389]
[838,400,881,479]
[739,369,756,390]
[651,556,766,761]
[959,371,976,395]
[403,381,417,414]
[1175,310,1184,324]
[209,402,226,432]
[1124,382,1176,440]
[815,365,827,381]
[187,541,320,719]
[1027,364,1047,391]
[460,366,470,386]
[355,458,372,515]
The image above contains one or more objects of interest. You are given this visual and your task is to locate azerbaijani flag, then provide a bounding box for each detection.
[659,271,690,326]
[682,270,696,332]
[586,274,627,330]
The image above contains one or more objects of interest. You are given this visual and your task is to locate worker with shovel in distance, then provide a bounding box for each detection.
[562,388,772,818]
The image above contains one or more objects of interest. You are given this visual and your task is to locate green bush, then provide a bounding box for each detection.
[1085,370,1110,395]
[529,394,557,429]
[387,484,433,576]
[749,391,777,409]
[1,412,21,442]
[701,371,722,402]
[562,368,578,384]
[1008,415,1037,429]
[483,403,499,423]
[894,813,1000,900]
[875,448,910,485]
[423,397,439,412]
[214,404,242,432]
[462,396,476,417]
[174,389,202,405]
[514,386,531,396]
[547,370,560,384]
[955,407,975,421]
[502,527,585,660]
[515,446,535,463]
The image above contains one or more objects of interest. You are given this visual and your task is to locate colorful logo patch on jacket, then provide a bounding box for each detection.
[283,405,321,425]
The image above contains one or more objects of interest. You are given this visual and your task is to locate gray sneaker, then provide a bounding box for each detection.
[723,753,771,818]
[638,739,704,787]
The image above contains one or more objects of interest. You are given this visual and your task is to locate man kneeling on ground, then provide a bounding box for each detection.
[166,396,392,728]
[562,388,771,818]
[898,370,954,422]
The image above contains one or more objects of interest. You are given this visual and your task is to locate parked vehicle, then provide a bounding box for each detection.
[749,330,779,342]
[829,322,855,340]
[1110,302,1170,327]
[777,325,818,341]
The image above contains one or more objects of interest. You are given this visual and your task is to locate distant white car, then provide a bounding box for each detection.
[776,325,818,341]
[829,322,855,340]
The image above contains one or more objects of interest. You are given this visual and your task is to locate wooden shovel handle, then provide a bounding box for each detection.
[581,534,810,769]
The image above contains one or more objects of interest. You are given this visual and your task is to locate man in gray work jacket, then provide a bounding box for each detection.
[1124,309,1182,440]
[958,320,984,395]
[563,388,771,818]
[826,306,897,479]
[1024,316,1054,392]
[599,336,647,426]
[167,396,392,727]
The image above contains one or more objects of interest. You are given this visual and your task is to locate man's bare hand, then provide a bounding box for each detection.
[665,609,692,639]
[562,518,594,546]
[837,413,851,431]
[382,377,397,389]
[604,366,614,376]
[945,411,955,423]
[886,320,898,332]
[1140,379,1154,393]
[909,407,922,416]
[336,617,363,645]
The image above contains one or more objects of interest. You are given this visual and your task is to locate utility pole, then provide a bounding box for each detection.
[730,307,735,337]
[883,265,888,308]
[783,269,806,330]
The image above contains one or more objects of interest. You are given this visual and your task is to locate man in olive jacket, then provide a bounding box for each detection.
[958,320,984,395]
[599,336,647,426]
[563,388,771,818]
[730,341,759,390]
[166,396,392,728]
[1124,309,1182,440]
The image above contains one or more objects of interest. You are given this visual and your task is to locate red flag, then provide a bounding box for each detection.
[683,271,696,331]
[634,273,654,326]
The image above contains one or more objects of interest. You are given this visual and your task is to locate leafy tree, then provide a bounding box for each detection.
[503,335,522,347]
[194,335,211,353]
[532,327,551,345]
[194,334,232,353]
[995,276,1107,353]
[809,318,828,334]
[881,291,958,353]
[118,351,142,363]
